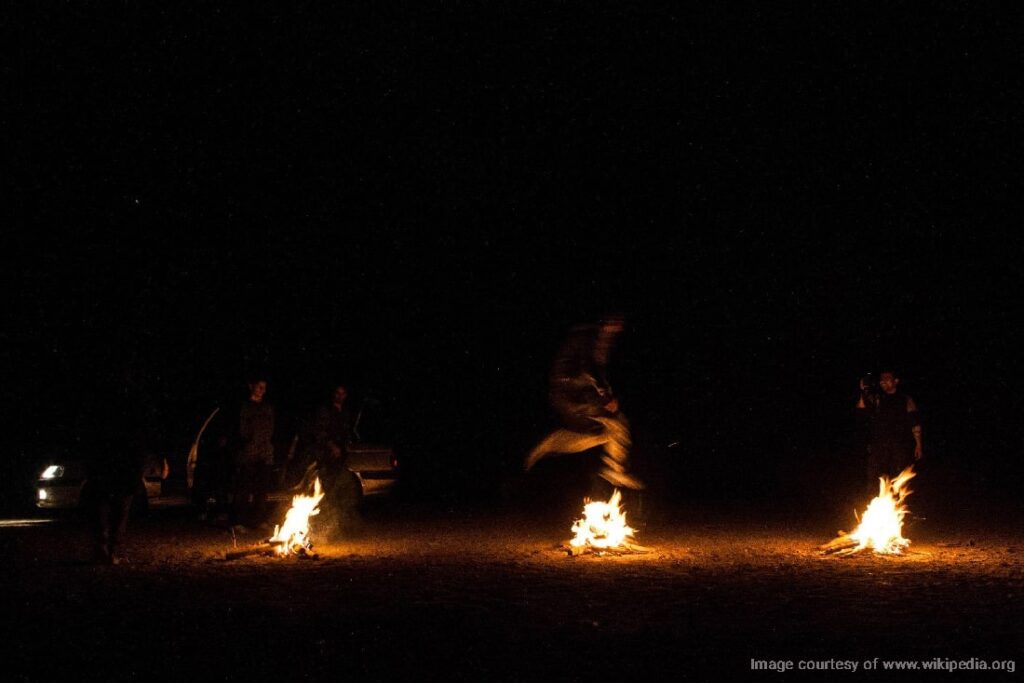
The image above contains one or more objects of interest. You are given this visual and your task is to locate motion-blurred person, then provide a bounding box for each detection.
[525,314,642,496]
[857,369,923,485]
[81,368,152,565]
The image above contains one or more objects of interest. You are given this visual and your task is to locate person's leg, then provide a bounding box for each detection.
[215,456,232,517]
[108,492,134,562]
[336,469,363,533]
[525,428,610,471]
[94,492,112,562]
[231,464,253,527]
[252,462,272,527]
[879,442,904,481]
[594,414,642,490]
[867,441,912,496]
[866,444,884,493]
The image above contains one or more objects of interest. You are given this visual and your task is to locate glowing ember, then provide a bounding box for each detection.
[823,466,916,556]
[570,489,637,552]
[269,477,325,556]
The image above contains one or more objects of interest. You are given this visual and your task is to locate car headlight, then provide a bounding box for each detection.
[41,465,64,480]
[38,489,48,500]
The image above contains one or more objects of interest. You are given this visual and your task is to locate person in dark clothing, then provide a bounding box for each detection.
[857,370,923,485]
[228,377,276,530]
[525,315,642,495]
[312,385,354,469]
[308,384,361,534]
[81,379,150,565]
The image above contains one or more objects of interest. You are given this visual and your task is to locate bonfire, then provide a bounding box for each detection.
[568,489,647,556]
[269,477,326,556]
[225,478,325,560]
[822,466,916,556]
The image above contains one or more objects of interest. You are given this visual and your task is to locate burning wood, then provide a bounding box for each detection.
[269,477,325,556]
[224,478,325,560]
[822,466,916,556]
[224,539,294,561]
[566,489,650,556]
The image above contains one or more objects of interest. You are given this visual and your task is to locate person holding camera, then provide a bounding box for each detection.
[856,370,923,485]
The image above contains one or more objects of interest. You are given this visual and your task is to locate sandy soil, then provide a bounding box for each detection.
[3,504,1022,681]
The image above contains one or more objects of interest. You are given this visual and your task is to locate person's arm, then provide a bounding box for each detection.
[907,396,923,459]
[310,406,340,459]
[268,405,279,464]
[856,379,872,410]
[339,408,354,446]
[314,406,331,447]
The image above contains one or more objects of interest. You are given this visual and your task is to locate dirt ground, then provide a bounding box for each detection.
[3,501,1022,681]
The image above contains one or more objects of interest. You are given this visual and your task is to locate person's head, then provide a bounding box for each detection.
[247,376,268,402]
[878,370,900,394]
[331,384,348,407]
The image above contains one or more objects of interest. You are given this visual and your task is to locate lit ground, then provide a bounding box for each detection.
[3,504,1022,680]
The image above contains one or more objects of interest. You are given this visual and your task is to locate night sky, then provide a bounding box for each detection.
[6,4,1022,507]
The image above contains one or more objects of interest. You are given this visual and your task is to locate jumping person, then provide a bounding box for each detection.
[525,314,642,494]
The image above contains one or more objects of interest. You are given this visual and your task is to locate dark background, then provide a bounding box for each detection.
[5,3,1021,513]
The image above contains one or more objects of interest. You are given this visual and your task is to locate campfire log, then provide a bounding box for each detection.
[225,546,276,560]
[565,541,653,557]
[224,539,319,561]
[820,534,859,555]
[624,542,652,553]
[224,538,287,560]
[821,467,917,556]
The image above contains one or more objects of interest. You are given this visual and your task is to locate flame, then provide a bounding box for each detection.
[570,489,636,551]
[824,466,916,555]
[269,477,325,556]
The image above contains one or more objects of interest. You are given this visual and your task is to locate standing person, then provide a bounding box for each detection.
[857,369,923,485]
[312,384,354,471]
[229,375,276,530]
[524,314,642,496]
[81,369,151,565]
[310,383,361,533]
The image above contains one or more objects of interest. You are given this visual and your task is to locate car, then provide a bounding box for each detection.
[36,399,400,512]
[334,397,401,498]
[188,398,400,508]
[35,461,88,509]
[35,456,179,510]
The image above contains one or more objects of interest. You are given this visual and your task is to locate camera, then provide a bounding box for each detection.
[859,373,879,402]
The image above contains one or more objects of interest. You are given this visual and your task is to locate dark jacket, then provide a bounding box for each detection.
[236,400,276,466]
[548,323,618,430]
[81,388,150,495]
[549,323,619,420]
[311,402,353,464]
[861,391,920,448]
